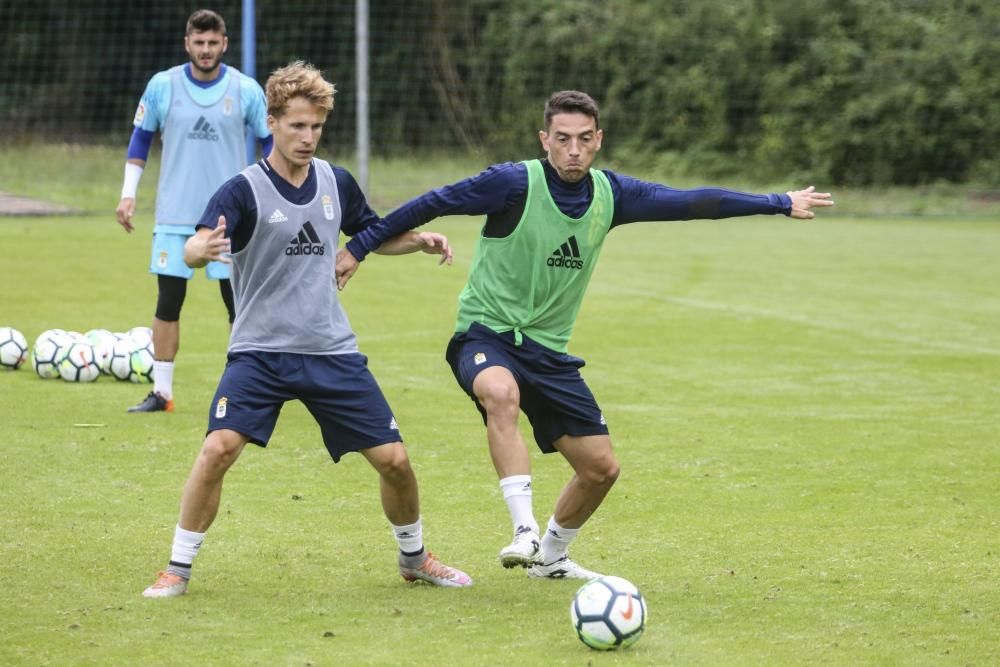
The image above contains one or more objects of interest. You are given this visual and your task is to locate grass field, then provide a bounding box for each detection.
[1,146,998,666]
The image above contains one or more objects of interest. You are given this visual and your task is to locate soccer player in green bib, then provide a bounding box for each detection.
[336,90,835,579]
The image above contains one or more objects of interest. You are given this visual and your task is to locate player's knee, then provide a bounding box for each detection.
[583,453,620,487]
[476,378,520,416]
[199,432,243,473]
[155,274,187,322]
[369,443,413,480]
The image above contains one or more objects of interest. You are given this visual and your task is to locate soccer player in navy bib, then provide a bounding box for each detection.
[115,10,272,414]
[335,90,835,580]
[142,62,471,597]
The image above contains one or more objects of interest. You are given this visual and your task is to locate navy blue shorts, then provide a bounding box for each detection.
[446,322,609,453]
[207,351,401,462]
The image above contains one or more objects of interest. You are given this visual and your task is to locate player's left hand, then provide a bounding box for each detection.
[786,186,835,219]
[335,248,360,291]
[415,231,453,266]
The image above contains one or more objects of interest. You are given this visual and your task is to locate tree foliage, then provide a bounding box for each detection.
[1,0,996,185]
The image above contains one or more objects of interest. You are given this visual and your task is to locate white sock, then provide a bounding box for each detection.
[540,516,579,563]
[499,475,538,535]
[170,524,206,567]
[392,519,424,555]
[153,360,175,399]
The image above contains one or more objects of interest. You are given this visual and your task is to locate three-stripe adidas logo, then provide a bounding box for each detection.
[285,221,325,256]
[188,116,219,142]
[547,235,584,269]
[267,209,289,224]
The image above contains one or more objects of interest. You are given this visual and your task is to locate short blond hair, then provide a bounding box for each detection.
[266,61,336,118]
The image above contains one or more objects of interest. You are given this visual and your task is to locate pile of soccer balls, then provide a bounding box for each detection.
[571,575,647,650]
[0,325,154,384]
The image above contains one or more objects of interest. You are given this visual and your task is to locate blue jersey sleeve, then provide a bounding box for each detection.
[606,170,792,226]
[334,167,381,237]
[126,127,156,161]
[196,174,257,253]
[240,75,271,141]
[133,72,170,133]
[344,162,524,261]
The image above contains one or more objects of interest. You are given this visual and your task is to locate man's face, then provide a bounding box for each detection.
[539,112,603,183]
[185,30,227,75]
[268,97,328,168]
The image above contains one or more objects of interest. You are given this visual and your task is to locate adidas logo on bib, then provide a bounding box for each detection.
[285,221,325,256]
[267,209,289,224]
[188,116,219,142]
[547,235,584,270]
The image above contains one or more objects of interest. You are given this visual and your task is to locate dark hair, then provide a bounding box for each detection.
[186,9,226,35]
[544,90,600,130]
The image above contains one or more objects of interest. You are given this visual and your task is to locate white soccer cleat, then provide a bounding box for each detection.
[142,571,188,598]
[499,526,543,569]
[399,551,473,588]
[527,555,602,580]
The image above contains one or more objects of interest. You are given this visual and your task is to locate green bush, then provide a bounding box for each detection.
[440,0,1000,185]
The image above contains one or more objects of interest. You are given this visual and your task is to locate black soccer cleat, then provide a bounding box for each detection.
[127,391,174,413]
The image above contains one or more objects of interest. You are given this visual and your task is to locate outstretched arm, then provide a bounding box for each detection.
[608,172,834,226]
[335,231,452,291]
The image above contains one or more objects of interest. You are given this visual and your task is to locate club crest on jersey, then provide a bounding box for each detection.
[158,251,168,268]
[215,397,228,418]
[133,102,145,125]
[322,194,334,220]
[474,352,487,365]
[223,97,233,116]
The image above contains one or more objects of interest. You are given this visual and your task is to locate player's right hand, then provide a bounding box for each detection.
[115,197,136,233]
[205,217,232,263]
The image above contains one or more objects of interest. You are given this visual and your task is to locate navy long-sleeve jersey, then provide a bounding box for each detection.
[343,159,791,260]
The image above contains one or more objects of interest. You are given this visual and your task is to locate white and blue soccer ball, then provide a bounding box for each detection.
[109,338,136,381]
[129,339,155,383]
[31,329,72,379]
[58,342,101,383]
[127,326,153,348]
[570,575,647,650]
[85,328,117,375]
[0,326,29,370]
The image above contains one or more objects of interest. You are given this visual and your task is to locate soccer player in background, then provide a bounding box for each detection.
[142,61,471,598]
[115,9,272,414]
[334,90,835,580]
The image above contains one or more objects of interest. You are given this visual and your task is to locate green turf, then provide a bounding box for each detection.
[1,148,998,665]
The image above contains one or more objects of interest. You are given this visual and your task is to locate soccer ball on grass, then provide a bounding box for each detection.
[31,329,72,379]
[85,328,117,375]
[109,338,135,381]
[129,340,155,383]
[127,326,153,348]
[58,342,101,382]
[0,326,29,370]
[570,575,647,650]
